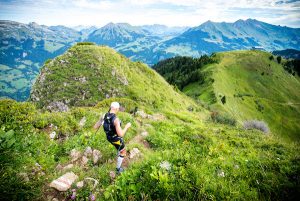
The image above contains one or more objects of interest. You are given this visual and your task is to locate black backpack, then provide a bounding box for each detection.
[103,113,117,136]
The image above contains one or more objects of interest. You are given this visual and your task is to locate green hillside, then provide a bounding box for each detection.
[155,50,300,141]
[1,45,299,200]
[30,42,197,113]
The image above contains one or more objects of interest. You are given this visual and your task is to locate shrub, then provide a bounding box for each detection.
[269,55,274,60]
[243,120,270,133]
[221,96,226,104]
[277,56,282,64]
[211,111,236,126]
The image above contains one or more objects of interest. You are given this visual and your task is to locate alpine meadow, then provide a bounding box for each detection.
[0,0,300,201]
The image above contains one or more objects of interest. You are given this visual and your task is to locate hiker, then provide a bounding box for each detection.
[94,102,131,173]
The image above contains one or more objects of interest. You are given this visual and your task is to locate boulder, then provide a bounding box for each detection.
[62,164,73,171]
[49,172,78,191]
[92,149,102,164]
[70,149,81,162]
[83,146,93,157]
[129,148,140,159]
[81,156,89,166]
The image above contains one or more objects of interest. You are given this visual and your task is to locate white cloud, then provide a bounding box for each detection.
[0,0,299,27]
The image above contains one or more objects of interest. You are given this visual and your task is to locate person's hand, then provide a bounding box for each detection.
[125,122,131,129]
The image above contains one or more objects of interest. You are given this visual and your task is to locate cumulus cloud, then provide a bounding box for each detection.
[0,0,299,27]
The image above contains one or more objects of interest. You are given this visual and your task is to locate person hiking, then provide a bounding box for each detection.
[94,102,131,173]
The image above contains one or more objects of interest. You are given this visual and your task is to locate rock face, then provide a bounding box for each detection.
[46,101,69,112]
[49,172,78,191]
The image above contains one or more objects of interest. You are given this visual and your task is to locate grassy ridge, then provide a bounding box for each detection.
[182,50,300,141]
[30,43,198,113]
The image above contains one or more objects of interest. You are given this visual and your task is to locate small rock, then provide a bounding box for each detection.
[35,163,42,170]
[76,181,84,188]
[78,76,87,83]
[149,113,165,121]
[49,172,78,191]
[83,146,93,157]
[79,117,87,128]
[70,149,81,162]
[81,156,89,166]
[109,171,116,180]
[234,165,239,169]
[129,148,140,159]
[56,164,63,171]
[108,159,113,164]
[141,131,148,137]
[52,198,59,201]
[63,164,74,171]
[136,110,148,118]
[92,149,102,164]
[50,131,56,139]
[18,172,29,182]
[218,171,225,177]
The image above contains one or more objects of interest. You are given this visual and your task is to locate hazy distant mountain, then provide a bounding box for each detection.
[0,20,81,101]
[158,19,300,57]
[87,23,150,46]
[1,19,300,101]
[272,49,300,60]
[140,24,189,37]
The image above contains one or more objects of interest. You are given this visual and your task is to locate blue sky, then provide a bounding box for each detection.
[0,0,299,27]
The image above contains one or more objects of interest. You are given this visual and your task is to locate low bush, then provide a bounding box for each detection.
[211,111,236,126]
[243,120,270,133]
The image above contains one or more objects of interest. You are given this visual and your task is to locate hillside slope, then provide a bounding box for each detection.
[30,43,197,112]
[1,47,300,200]
[181,50,300,141]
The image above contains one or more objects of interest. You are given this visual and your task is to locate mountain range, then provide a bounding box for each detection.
[1,19,300,101]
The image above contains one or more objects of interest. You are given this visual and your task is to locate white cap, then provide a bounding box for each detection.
[110,102,120,109]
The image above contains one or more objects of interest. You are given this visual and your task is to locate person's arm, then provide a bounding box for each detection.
[114,118,131,137]
[93,115,104,130]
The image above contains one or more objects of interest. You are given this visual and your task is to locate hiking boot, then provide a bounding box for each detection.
[116,167,124,174]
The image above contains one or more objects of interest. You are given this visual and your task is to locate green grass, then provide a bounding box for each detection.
[183,50,300,141]
[44,41,65,53]
[1,46,299,200]
[0,99,299,200]
[30,43,197,112]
